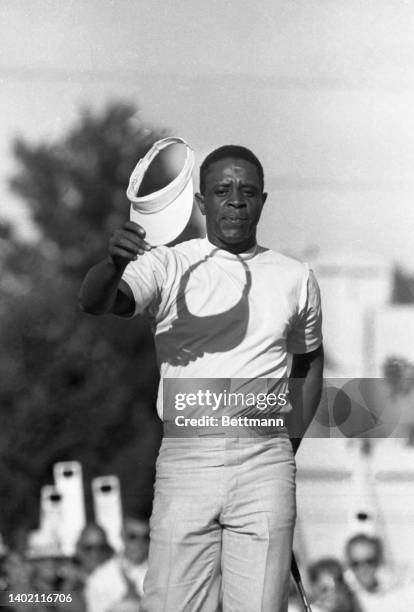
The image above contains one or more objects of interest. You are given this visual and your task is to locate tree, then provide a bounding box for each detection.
[1,102,172,538]
[9,102,173,277]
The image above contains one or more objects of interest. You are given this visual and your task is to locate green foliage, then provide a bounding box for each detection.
[1,102,167,538]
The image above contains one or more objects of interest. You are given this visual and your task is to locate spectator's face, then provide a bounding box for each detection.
[196,158,267,252]
[122,520,149,565]
[312,570,339,603]
[347,541,380,592]
[77,527,110,574]
[311,570,355,612]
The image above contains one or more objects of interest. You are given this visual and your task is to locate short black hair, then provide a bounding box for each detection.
[345,533,383,564]
[199,145,264,194]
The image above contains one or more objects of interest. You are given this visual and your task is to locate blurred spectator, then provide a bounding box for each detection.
[25,534,65,594]
[308,557,362,612]
[0,535,10,589]
[0,537,21,612]
[57,523,113,612]
[22,535,70,611]
[344,533,384,596]
[75,523,114,578]
[10,531,86,612]
[85,517,149,612]
[2,550,31,593]
[344,532,414,612]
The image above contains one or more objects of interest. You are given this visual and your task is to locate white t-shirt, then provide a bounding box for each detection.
[122,237,322,419]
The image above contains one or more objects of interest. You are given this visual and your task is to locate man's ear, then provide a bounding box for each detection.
[255,193,267,223]
[195,192,205,216]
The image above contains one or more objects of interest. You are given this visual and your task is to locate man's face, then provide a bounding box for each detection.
[196,157,267,253]
[348,541,380,592]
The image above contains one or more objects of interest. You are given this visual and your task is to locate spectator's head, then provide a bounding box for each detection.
[308,558,359,612]
[26,537,65,592]
[345,533,383,593]
[75,523,113,575]
[121,517,149,566]
[308,557,345,593]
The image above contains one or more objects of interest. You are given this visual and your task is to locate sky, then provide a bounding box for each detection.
[1,0,414,268]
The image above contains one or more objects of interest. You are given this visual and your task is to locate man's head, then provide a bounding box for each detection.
[345,533,383,592]
[121,517,150,565]
[195,145,267,253]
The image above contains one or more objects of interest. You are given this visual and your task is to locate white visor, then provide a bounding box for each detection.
[126,136,194,246]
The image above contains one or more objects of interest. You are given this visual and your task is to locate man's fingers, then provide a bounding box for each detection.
[122,229,152,251]
[124,220,147,238]
[110,247,140,262]
[113,235,145,253]
[108,222,152,269]
[111,231,151,253]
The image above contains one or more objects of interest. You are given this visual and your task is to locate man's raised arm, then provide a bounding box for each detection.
[79,221,151,316]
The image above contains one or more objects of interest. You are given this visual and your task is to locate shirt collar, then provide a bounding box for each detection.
[202,236,259,261]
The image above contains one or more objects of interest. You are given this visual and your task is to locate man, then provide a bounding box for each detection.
[85,517,149,612]
[79,145,324,611]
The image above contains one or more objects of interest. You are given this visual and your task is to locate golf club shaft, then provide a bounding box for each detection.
[291,552,313,612]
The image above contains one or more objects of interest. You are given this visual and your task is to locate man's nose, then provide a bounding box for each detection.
[227,189,246,207]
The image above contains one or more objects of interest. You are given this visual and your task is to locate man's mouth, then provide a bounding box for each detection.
[222,216,248,224]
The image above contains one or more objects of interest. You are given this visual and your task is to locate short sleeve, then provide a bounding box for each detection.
[286,266,323,354]
[121,249,167,318]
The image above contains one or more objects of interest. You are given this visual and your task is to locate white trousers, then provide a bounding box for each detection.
[141,435,296,612]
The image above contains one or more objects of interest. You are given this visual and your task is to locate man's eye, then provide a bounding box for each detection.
[215,188,228,196]
[243,189,256,197]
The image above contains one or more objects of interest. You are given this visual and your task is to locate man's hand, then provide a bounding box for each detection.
[109,221,152,271]
[79,221,152,316]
